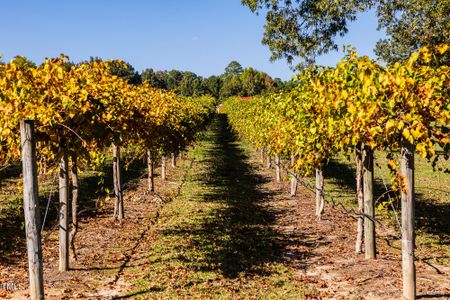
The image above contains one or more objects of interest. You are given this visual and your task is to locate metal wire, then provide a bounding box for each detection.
[375,162,402,234]
[41,171,58,234]
[276,160,389,229]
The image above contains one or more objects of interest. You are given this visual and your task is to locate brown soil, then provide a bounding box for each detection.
[1,160,189,300]
[1,145,449,299]
[253,152,450,300]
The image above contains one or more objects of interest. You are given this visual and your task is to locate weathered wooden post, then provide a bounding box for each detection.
[355,143,364,253]
[113,144,124,221]
[20,120,45,299]
[59,150,69,272]
[363,146,376,259]
[290,155,298,196]
[315,168,324,219]
[161,156,167,181]
[171,153,177,168]
[401,141,416,300]
[147,149,155,192]
[275,155,281,182]
[69,154,79,261]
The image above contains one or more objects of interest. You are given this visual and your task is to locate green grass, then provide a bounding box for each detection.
[118,115,311,299]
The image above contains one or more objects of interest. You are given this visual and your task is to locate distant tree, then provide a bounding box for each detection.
[11,56,36,69]
[224,61,244,77]
[141,68,167,89]
[140,62,276,99]
[204,76,223,98]
[107,59,141,84]
[178,72,207,97]
[166,70,183,90]
[241,68,275,96]
[273,78,284,89]
[220,75,243,98]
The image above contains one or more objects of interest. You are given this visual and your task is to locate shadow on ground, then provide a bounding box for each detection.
[324,157,450,242]
[162,114,319,279]
[197,114,281,278]
[0,155,147,264]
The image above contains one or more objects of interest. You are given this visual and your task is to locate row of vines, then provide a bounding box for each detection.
[222,45,450,300]
[0,55,216,299]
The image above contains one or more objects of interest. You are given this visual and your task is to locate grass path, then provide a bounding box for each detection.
[113,114,309,299]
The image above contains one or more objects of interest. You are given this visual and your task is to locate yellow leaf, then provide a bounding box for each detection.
[385,119,395,131]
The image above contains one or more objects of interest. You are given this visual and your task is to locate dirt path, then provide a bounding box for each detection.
[2,115,450,299]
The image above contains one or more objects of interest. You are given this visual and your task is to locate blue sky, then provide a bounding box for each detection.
[0,1,386,80]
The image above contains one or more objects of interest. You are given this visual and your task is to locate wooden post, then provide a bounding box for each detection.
[113,145,119,218]
[171,153,176,169]
[59,151,69,271]
[266,155,272,168]
[363,146,376,259]
[315,168,324,220]
[161,156,167,181]
[290,155,298,196]
[275,155,281,182]
[69,154,79,261]
[355,143,364,253]
[401,141,416,300]
[147,149,154,192]
[113,144,124,221]
[20,120,45,299]
[117,147,124,221]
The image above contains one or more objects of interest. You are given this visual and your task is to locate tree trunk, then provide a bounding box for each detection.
[171,153,177,168]
[20,120,45,299]
[69,154,79,261]
[315,168,324,220]
[266,155,272,168]
[355,143,364,254]
[161,156,167,181]
[275,155,281,182]
[363,146,376,259]
[401,141,416,300]
[59,151,69,272]
[113,144,124,221]
[147,149,154,192]
[260,148,265,163]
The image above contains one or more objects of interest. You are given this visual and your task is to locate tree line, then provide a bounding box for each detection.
[141,60,283,98]
[0,56,284,99]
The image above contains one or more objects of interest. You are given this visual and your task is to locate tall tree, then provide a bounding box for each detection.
[107,59,141,84]
[204,75,223,98]
[220,75,243,98]
[241,0,449,66]
[167,70,184,89]
[141,68,167,89]
[241,0,373,68]
[178,72,207,97]
[224,61,244,77]
[374,0,450,64]
[241,68,275,96]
